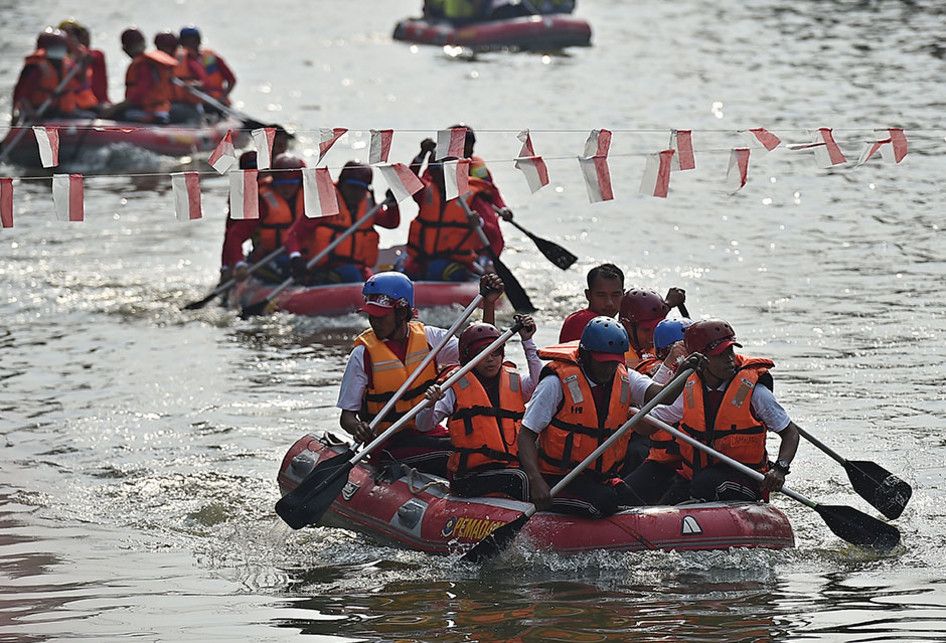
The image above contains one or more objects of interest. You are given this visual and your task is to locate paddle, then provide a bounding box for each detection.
[182,246,287,310]
[0,59,87,164]
[172,79,269,130]
[492,206,577,271]
[240,199,391,318]
[458,196,536,313]
[276,311,520,529]
[635,413,901,552]
[795,426,911,520]
[460,366,695,564]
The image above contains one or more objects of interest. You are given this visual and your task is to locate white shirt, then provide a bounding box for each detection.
[651,379,791,433]
[521,367,654,434]
[336,326,459,412]
[415,338,543,432]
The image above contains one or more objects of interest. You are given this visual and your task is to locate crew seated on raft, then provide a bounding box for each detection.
[422,0,576,24]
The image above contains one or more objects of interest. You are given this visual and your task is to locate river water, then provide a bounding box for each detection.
[1,0,945,640]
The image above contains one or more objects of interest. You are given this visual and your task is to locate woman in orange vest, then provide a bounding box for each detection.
[336,272,503,477]
[517,318,671,518]
[404,138,504,282]
[101,28,176,124]
[418,317,540,499]
[629,319,800,503]
[284,162,401,285]
[11,29,85,122]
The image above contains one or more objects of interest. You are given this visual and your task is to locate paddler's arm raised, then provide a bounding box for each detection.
[479,273,503,325]
[410,138,436,176]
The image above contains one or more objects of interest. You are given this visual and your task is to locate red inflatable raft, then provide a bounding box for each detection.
[0,117,243,167]
[278,435,796,555]
[393,15,592,50]
[229,276,481,317]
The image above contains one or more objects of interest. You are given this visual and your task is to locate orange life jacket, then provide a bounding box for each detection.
[678,354,775,480]
[253,186,303,257]
[20,51,76,114]
[172,49,203,104]
[407,178,490,265]
[68,51,99,110]
[125,51,175,115]
[354,321,439,434]
[535,343,632,477]
[444,363,524,474]
[305,188,380,269]
[198,48,231,102]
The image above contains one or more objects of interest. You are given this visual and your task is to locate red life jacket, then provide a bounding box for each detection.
[125,51,176,115]
[19,51,77,114]
[305,188,379,269]
[253,186,303,257]
[444,363,524,474]
[678,354,775,480]
[197,48,232,102]
[407,177,491,266]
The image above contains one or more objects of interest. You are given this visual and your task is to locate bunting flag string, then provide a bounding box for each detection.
[0,124,920,229]
[252,127,276,169]
[302,168,340,218]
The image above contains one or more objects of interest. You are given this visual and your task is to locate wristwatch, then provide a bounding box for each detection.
[772,459,791,475]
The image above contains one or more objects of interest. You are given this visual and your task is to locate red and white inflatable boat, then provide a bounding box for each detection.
[278,435,796,555]
[393,15,592,51]
[0,117,243,167]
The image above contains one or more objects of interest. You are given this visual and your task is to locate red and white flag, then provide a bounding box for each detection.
[443,158,471,200]
[52,173,84,222]
[302,167,339,218]
[171,172,202,221]
[208,130,237,174]
[886,128,908,163]
[368,129,393,164]
[725,148,751,193]
[812,128,846,167]
[318,127,348,162]
[746,127,781,152]
[436,126,467,160]
[32,126,60,168]
[252,127,276,169]
[228,169,259,220]
[857,128,909,166]
[378,163,424,202]
[578,156,613,203]
[669,129,696,171]
[0,178,13,229]
[583,129,612,158]
[515,130,549,193]
[639,149,674,198]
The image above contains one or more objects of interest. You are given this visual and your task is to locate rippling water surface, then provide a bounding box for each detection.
[2,0,945,640]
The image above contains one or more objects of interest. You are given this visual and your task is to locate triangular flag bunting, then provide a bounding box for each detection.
[0,178,13,229]
[302,168,340,218]
[378,164,424,202]
[885,128,908,163]
[811,128,847,167]
[436,127,467,160]
[33,126,60,168]
[171,172,202,221]
[368,129,393,164]
[208,130,237,174]
[746,128,781,152]
[669,129,695,171]
[252,127,276,169]
[583,129,612,157]
[52,173,84,221]
[639,149,674,198]
[578,156,613,203]
[443,158,471,201]
[515,130,549,193]
[318,128,348,162]
[725,148,750,193]
[228,170,259,220]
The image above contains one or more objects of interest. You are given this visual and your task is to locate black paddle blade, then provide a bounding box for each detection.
[814,503,901,552]
[459,512,530,563]
[492,257,536,313]
[530,235,577,271]
[182,290,220,311]
[239,298,271,319]
[275,449,355,529]
[845,460,912,520]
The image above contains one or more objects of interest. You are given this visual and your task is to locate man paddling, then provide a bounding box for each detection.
[516,317,683,518]
[284,161,400,284]
[102,28,177,124]
[11,29,90,122]
[337,272,503,476]
[418,317,541,500]
[178,26,236,107]
[633,319,800,503]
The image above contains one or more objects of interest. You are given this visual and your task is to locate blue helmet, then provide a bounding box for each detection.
[362,272,414,312]
[179,26,201,40]
[579,316,630,354]
[653,318,693,352]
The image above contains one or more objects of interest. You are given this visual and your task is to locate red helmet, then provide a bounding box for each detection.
[120,27,145,48]
[684,319,742,356]
[620,289,670,325]
[36,28,68,51]
[271,153,306,183]
[458,322,502,364]
[153,31,179,54]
